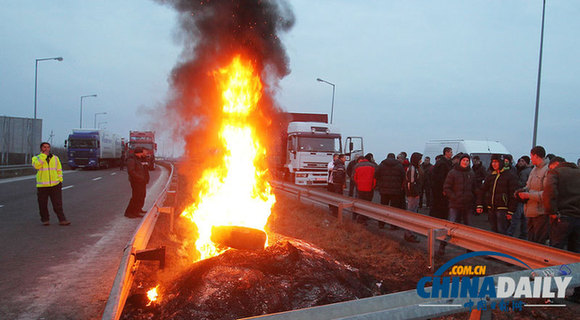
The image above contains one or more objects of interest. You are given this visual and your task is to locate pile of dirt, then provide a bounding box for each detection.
[122,239,379,319]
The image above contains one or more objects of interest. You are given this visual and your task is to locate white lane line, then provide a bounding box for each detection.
[110,172,117,176]
[0,205,4,208]
[92,177,103,181]
[62,185,74,190]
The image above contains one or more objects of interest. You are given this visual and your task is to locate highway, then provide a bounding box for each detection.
[0,166,169,319]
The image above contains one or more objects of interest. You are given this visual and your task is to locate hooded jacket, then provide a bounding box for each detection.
[476,167,518,213]
[523,158,549,217]
[444,164,476,210]
[375,158,405,195]
[544,162,580,218]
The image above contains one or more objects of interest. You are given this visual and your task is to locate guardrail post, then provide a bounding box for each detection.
[428,228,447,271]
[159,206,175,232]
[337,202,354,224]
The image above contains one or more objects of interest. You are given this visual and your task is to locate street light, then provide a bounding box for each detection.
[532,0,546,148]
[316,78,336,124]
[34,57,63,119]
[79,94,97,128]
[94,112,107,128]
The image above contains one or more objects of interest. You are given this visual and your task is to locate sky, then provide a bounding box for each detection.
[1,0,579,162]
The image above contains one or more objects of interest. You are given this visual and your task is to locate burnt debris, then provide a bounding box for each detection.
[123,239,380,319]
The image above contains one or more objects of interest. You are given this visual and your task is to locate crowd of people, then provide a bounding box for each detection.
[327,146,580,255]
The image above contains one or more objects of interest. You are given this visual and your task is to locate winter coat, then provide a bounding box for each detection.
[353,159,376,192]
[127,154,150,184]
[375,158,405,196]
[472,163,487,188]
[544,162,580,219]
[443,165,476,210]
[346,159,357,178]
[421,163,433,188]
[517,166,532,189]
[405,165,423,197]
[523,158,549,218]
[432,157,452,194]
[332,159,346,186]
[476,167,518,213]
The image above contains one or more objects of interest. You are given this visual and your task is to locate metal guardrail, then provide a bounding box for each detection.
[271,181,580,270]
[101,161,176,320]
[0,164,32,169]
[245,262,580,320]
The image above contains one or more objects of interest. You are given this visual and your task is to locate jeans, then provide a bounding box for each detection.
[550,216,580,253]
[507,203,527,239]
[488,210,510,234]
[37,183,67,222]
[449,207,471,226]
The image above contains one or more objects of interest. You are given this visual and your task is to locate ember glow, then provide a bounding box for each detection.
[146,285,159,306]
[181,56,276,262]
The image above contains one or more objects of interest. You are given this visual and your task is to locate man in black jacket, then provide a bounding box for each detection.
[430,147,453,219]
[125,147,150,218]
[544,158,580,252]
[420,156,433,208]
[375,153,406,229]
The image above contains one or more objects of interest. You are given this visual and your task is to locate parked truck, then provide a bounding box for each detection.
[66,129,123,169]
[274,113,363,186]
[424,139,511,169]
[128,131,157,170]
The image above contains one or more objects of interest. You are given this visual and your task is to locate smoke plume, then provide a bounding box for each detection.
[155,0,294,178]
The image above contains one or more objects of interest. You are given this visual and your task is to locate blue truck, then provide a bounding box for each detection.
[65,129,123,169]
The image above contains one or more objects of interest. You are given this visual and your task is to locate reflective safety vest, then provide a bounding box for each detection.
[32,153,63,187]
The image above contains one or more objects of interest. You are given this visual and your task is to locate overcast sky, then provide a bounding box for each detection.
[1,1,579,162]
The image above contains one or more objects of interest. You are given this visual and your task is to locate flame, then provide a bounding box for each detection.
[146,285,159,306]
[181,55,276,262]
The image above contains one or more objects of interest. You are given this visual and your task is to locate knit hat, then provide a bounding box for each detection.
[490,154,502,162]
[460,153,471,161]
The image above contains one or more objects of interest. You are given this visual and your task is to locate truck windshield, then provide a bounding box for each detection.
[298,137,340,153]
[131,143,154,150]
[69,139,97,148]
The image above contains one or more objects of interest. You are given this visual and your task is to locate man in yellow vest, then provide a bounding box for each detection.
[32,142,70,226]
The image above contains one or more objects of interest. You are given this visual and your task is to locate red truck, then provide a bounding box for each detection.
[129,131,157,170]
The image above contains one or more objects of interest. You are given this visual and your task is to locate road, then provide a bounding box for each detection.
[0,166,169,320]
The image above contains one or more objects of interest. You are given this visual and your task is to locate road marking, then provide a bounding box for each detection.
[62,185,74,190]
[0,205,4,208]
[92,177,102,181]
[110,172,117,176]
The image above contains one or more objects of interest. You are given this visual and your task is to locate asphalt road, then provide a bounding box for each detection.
[0,166,169,320]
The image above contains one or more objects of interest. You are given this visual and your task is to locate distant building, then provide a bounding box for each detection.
[0,116,42,165]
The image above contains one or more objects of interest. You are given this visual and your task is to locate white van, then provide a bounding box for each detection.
[424,139,511,168]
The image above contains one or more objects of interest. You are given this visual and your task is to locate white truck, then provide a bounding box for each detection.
[275,113,363,186]
[424,139,511,168]
[65,129,123,169]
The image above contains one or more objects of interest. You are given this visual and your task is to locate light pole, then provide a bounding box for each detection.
[316,78,336,124]
[79,94,97,128]
[94,112,107,128]
[532,0,546,148]
[34,57,63,119]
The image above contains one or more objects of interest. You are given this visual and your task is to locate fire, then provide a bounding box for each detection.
[181,55,276,262]
[146,285,159,306]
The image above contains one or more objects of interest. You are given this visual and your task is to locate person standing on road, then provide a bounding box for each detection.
[32,142,70,226]
[125,147,150,218]
[329,154,347,216]
[352,155,376,224]
[476,154,518,235]
[327,153,339,192]
[403,152,423,243]
[544,157,580,252]
[375,153,406,229]
[346,155,361,197]
[516,146,550,244]
[507,156,532,239]
[431,147,453,220]
[419,156,433,209]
